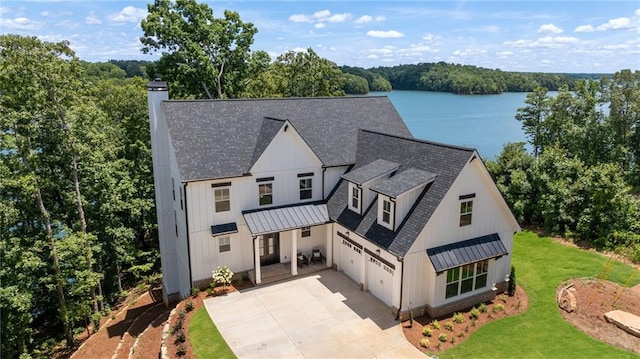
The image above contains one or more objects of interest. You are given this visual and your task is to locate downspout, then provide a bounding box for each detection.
[395,256,405,321]
[322,167,326,199]
[184,182,193,291]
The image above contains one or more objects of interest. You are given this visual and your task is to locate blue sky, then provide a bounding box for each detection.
[1,1,639,73]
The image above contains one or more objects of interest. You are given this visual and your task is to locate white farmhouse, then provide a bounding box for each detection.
[147,80,520,318]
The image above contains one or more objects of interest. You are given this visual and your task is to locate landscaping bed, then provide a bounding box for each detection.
[403,285,528,354]
[558,278,640,354]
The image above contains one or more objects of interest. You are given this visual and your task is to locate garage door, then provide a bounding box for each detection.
[338,233,362,283]
[367,255,394,307]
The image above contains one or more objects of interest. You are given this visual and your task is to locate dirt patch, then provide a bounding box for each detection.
[557,278,640,354]
[403,286,528,353]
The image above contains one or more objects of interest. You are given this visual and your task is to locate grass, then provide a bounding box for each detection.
[189,306,236,359]
[440,231,640,359]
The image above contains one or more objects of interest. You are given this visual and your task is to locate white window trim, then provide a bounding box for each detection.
[378,196,395,230]
[348,183,361,214]
[445,259,489,299]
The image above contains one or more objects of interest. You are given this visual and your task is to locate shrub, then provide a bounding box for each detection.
[437,342,442,350]
[478,302,487,313]
[471,318,476,327]
[464,325,469,333]
[444,321,454,331]
[176,344,187,357]
[191,287,200,297]
[431,319,441,330]
[493,304,505,312]
[508,265,517,296]
[212,266,234,289]
[420,338,430,348]
[469,307,480,320]
[422,326,433,337]
[457,331,465,338]
[453,312,464,323]
[450,337,456,344]
[174,331,186,344]
[500,294,508,303]
[178,309,187,320]
[438,333,448,342]
[171,318,183,334]
[185,300,194,312]
[206,287,213,296]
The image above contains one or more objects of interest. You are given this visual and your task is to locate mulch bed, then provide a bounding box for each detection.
[165,280,254,358]
[403,286,528,354]
[558,278,640,354]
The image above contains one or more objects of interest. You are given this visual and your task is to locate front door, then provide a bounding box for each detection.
[259,233,280,266]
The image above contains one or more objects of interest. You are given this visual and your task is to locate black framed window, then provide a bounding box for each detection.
[445,260,489,299]
[382,199,392,224]
[214,188,230,212]
[259,183,273,206]
[301,226,311,237]
[351,187,360,210]
[460,200,473,226]
[299,178,312,200]
[219,236,231,252]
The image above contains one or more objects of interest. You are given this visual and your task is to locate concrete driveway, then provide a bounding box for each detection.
[204,269,424,358]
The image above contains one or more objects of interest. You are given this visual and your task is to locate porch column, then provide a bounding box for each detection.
[291,230,298,276]
[325,225,332,268]
[254,236,261,284]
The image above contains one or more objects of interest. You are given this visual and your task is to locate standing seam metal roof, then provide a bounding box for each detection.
[243,203,329,236]
[426,233,508,272]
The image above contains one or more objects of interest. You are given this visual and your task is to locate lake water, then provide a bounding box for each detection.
[370,91,531,160]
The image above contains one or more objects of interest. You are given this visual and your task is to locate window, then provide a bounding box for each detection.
[460,200,473,226]
[299,178,312,200]
[301,226,311,237]
[259,183,273,205]
[382,200,392,224]
[351,187,360,210]
[218,236,230,252]
[445,260,489,299]
[214,188,230,212]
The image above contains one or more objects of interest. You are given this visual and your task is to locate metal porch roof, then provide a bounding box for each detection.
[426,233,508,273]
[243,203,329,236]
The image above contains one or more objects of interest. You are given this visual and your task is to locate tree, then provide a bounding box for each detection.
[343,73,369,94]
[515,87,550,157]
[141,0,257,99]
[244,48,345,98]
[507,266,516,296]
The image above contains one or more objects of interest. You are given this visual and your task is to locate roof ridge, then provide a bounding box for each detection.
[360,129,476,152]
[163,96,388,104]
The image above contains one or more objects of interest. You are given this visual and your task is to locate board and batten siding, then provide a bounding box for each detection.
[323,166,349,198]
[402,157,519,310]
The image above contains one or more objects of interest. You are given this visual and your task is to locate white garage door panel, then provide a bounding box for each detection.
[340,238,362,282]
[367,256,394,306]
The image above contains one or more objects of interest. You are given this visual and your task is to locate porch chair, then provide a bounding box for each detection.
[297,252,308,267]
[311,248,323,264]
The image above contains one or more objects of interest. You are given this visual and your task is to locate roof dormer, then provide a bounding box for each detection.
[371,167,437,231]
[341,159,400,214]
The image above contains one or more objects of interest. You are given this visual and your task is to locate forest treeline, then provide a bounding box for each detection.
[486,71,640,262]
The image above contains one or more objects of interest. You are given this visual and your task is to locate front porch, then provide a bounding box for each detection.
[248,260,330,285]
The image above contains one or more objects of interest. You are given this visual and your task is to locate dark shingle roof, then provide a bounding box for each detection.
[161,97,411,182]
[426,233,508,272]
[341,159,400,185]
[370,167,437,198]
[327,130,475,257]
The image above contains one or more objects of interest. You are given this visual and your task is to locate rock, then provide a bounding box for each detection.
[557,287,577,313]
[605,310,640,338]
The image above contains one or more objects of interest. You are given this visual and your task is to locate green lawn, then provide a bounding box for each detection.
[189,305,236,359]
[440,230,640,358]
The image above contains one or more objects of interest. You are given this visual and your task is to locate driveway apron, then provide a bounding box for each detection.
[204,269,424,358]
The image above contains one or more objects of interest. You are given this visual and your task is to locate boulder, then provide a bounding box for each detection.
[604,310,640,338]
[557,287,577,313]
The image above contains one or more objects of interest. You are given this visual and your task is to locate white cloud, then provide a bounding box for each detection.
[497,51,513,57]
[366,54,379,59]
[375,16,386,22]
[0,7,9,15]
[596,17,631,31]
[290,47,307,53]
[371,46,395,55]
[603,44,630,50]
[635,8,640,17]
[0,17,43,30]
[504,36,580,48]
[107,6,147,24]
[422,33,442,42]
[40,10,72,17]
[85,11,102,25]
[56,20,79,29]
[314,10,331,19]
[574,25,595,33]
[367,30,404,38]
[452,49,488,57]
[327,13,351,23]
[289,14,312,23]
[355,15,372,24]
[315,23,325,29]
[538,23,563,34]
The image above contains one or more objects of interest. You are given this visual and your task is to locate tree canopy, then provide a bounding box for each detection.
[141,0,257,99]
